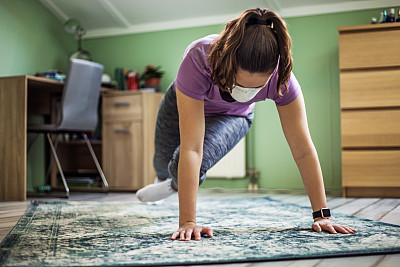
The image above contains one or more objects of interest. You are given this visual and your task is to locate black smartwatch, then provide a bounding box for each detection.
[312,208,331,219]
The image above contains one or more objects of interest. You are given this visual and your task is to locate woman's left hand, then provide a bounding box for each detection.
[312,218,357,234]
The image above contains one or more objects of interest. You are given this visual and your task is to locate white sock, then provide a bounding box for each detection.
[136,179,176,202]
[143,177,168,205]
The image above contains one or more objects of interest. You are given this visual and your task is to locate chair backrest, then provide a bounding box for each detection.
[58,59,104,132]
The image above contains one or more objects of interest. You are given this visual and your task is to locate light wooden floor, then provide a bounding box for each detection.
[1,189,399,267]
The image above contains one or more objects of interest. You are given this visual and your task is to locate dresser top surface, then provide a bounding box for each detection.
[339,23,400,33]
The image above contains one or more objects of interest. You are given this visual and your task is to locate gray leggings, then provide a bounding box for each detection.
[153,83,254,190]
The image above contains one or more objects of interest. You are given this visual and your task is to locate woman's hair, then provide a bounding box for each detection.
[208,8,293,95]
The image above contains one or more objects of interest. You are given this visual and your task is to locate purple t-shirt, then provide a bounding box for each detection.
[175,34,301,116]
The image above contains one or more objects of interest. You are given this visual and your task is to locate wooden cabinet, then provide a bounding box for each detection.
[102,91,163,191]
[338,23,400,197]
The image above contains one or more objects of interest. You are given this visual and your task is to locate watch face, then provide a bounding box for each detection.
[322,208,331,218]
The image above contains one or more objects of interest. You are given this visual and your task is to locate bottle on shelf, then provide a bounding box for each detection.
[386,8,395,23]
[381,10,387,23]
[379,11,384,23]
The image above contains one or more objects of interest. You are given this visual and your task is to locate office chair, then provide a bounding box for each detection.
[28,59,109,197]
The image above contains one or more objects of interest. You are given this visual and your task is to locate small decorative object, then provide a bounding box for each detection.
[127,71,140,91]
[35,70,65,82]
[382,10,388,23]
[115,68,125,90]
[64,18,92,61]
[378,11,384,23]
[386,8,396,23]
[141,64,164,87]
[374,9,399,24]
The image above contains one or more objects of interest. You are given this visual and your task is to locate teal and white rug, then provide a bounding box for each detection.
[1,197,399,266]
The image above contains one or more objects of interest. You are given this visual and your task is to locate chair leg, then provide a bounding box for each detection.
[45,134,61,186]
[46,133,69,197]
[82,133,109,192]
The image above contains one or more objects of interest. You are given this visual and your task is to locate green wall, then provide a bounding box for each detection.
[85,8,393,192]
[84,25,225,90]
[0,0,75,190]
[0,0,74,76]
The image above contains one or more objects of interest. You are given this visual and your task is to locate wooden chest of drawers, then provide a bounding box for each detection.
[338,23,400,197]
[102,91,163,191]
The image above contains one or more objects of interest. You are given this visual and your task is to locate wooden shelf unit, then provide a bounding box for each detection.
[338,23,400,198]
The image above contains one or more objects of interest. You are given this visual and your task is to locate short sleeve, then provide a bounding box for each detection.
[273,72,301,106]
[175,53,210,101]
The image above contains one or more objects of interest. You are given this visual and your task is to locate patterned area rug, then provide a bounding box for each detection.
[1,197,400,266]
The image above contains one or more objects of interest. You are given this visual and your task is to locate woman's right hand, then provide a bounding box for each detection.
[170,222,213,241]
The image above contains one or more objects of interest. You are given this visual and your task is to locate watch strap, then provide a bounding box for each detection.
[313,208,331,219]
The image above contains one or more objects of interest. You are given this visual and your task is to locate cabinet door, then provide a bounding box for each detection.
[103,120,143,190]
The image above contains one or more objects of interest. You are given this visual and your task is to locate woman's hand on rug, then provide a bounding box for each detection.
[312,218,357,234]
[170,222,213,241]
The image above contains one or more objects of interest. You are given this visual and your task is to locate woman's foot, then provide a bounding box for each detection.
[136,178,176,202]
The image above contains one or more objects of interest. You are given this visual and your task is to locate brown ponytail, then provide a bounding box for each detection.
[208,8,293,96]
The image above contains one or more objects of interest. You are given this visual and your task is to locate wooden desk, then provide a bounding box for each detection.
[0,75,163,201]
[0,75,63,201]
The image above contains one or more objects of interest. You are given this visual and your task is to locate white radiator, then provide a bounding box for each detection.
[207,137,246,178]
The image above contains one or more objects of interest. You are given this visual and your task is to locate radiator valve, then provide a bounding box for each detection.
[247,168,259,191]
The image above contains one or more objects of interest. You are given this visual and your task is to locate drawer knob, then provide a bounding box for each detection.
[114,129,130,134]
[114,101,130,107]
